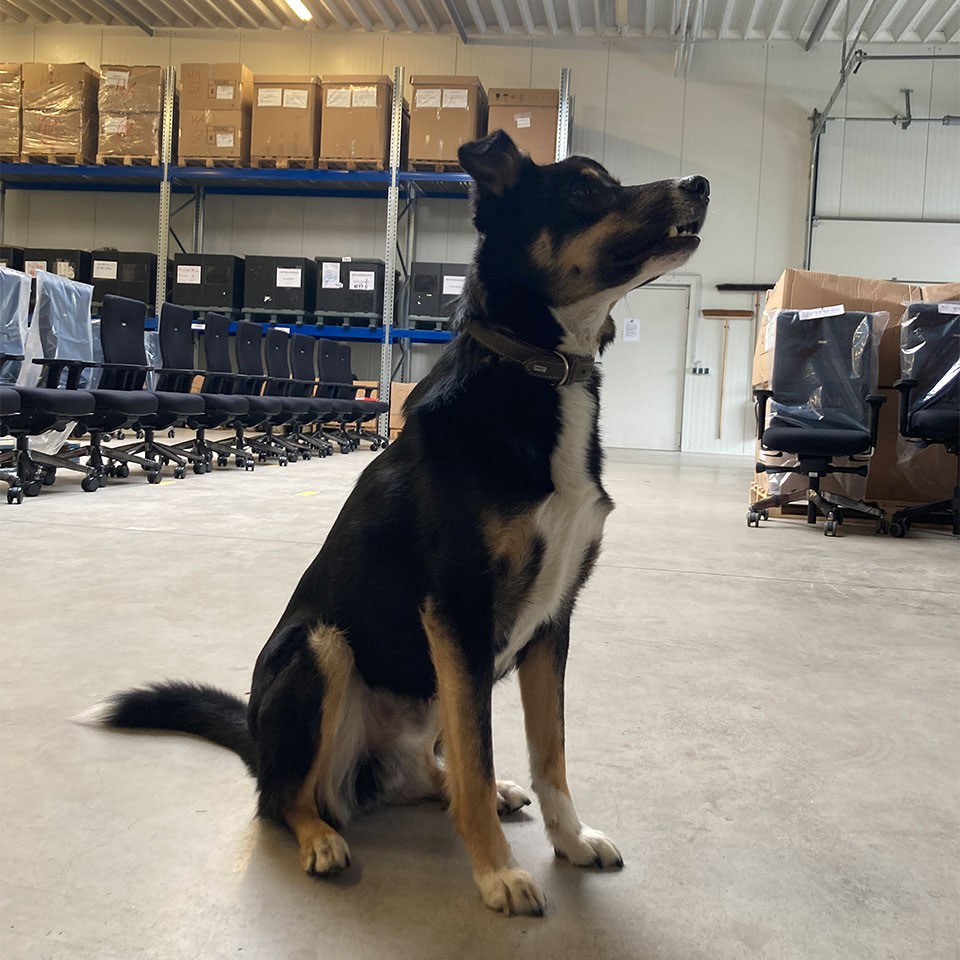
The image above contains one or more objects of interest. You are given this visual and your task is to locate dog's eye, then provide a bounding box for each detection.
[570,182,594,203]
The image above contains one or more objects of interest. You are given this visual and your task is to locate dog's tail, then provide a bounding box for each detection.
[76,681,257,776]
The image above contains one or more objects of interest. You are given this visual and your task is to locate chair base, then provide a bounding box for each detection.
[890,484,960,537]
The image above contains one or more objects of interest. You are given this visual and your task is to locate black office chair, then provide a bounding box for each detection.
[287,333,340,457]
[314,341,387,452]
[335,342,390,450]
[890,302,959,537]
[749,310,887,536]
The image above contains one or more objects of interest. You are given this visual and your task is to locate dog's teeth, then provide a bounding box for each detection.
[666,225,679,238]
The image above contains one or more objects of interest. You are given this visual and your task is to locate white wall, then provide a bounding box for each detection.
[1,25,957,451]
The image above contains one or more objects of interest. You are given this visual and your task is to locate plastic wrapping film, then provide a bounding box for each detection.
[17,270,96,455]
[20,62,98,158]
[98,65,163,159]
[758,308,889,498]
[144,329,161,389]
[0,63,21,156]
[0,265,30,384]
[897,301,960,466]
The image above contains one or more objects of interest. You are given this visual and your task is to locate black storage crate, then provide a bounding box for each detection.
[315,256,385,321]
[173,254,244,310]
[92,251,160,308]
[410,261,467,325]
[23,248,92,284]
[244,256,316,313]
[0,245,24,271]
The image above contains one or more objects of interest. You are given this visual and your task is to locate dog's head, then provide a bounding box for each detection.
[458,131,709,353]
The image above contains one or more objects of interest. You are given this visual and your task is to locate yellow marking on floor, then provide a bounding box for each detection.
[158,480,177,486]
[296,490,319,496]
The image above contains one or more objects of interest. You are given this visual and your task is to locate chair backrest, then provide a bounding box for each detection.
[317,340,356,400]
[235,320,265,376]
[770,310,875,432]
[901,303,960,417]
[202,312,232,373]
[99,294,149,390]
[289,334,318,398]
[156,302,194,392]
[263,328,292,397]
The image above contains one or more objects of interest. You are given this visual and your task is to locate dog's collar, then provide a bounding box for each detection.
[464,323,596,386]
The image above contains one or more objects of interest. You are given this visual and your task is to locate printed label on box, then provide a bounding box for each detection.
[351,86,378,108]
[216,132,235,148]
[938,302,960,314]
[442,275,465,296]
[514,113,531,129]
[103,116,129,135]
[798,304,844,321]
[177,264,202,285]
[276,267,302,288]
[283,89,308,109]
[415,88,442,109]
[349,270,375,291]
[93,259,118,280]
[442,88,468,109]
[622,318,641,342]
[321,261,342,289]
[55,260,75,279]
[104,69,129,89]
[24,260,46,277]
[326,88,351,108]
[258,87,282,107]
[216,83,235,100]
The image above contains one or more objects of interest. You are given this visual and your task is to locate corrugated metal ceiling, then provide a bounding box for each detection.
[0,0,957,43]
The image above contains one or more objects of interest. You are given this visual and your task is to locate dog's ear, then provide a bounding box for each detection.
[458,130,525,197]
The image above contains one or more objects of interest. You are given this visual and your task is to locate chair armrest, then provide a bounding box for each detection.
[32,356,101,389]
[892,379,917,438]
[0,352,24,362]
[753,388,773,443]
[866,394,886,447]
[159,366,204,377]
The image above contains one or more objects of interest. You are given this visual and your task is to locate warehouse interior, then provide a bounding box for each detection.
[0,1,958,958]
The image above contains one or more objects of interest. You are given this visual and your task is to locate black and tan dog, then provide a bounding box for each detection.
[84,131,708,917]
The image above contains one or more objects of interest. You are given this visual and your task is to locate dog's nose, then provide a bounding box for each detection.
[679,175,710,199]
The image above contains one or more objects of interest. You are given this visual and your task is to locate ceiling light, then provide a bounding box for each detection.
[283,0,313,20]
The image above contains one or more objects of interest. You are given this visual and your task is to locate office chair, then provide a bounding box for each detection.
[315,341,388,452]
[890,302,959,537]
[749,310,887,536]
[335,342,390,450]
[287,333,340,457]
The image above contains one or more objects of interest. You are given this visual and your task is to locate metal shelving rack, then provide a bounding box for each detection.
[0,65,573,437]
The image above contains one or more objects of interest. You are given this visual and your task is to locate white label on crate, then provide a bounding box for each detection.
[93,259,118,280]
[342,256,352,262]
[103,117,128,135]
[326,87,351,108]
[442,88,468,109]
[938,302,960,314]
[177,264,202,285]
[351,86,378,108]
[415,88,442,109]
[276,267,302,288]
[349,270,375,291]
[216,132,235,148]
[283,88,308,109]
[798,304,844,321]
[55,260,74,278]
[321,261,342,289]
[216,83,234,100]
[515,113,531,128]
[442,274,465,296]
[258,87,282,107]
[622,317,641,342]
[25,260,46,277]
[104,69,129,89]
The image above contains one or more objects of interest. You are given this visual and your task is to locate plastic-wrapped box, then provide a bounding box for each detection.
[98,65,165,162]
[21,62,98,162]
[0,63,21,158]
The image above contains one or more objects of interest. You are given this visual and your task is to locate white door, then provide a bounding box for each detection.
[598,284,690,450]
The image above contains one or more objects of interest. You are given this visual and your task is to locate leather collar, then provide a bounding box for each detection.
[464,323,596,386]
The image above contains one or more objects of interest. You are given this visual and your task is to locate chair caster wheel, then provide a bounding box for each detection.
[218,457,228,468]
[301,452,311,461]
[147,470,161,484]
[746,510,760,528]
[288,453,299,463]
[193,461,206,474]
[98,471,108,487]
[245,460,255,471]
[824,519,838,536]
[173,465,186,479]
[205,459,213,473]
[135,430,143,439]
[118,463,130,478]
[759,508,769,521]
[339,444,349,455]
[168,428,176,438]
[24,480,42,497]
[7,486,23,504]
[381,440,389,448]
[279,457,288,467]
[81,475,99,492]
[370,442,380,451]
[40,467,57,486]
[889,519,908,538]
[116,431,125,440]
[876,519,888,535]
[259,454,267,462]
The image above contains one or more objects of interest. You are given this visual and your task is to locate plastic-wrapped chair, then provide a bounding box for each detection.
[890,302,959,537]
[749,309,888,537]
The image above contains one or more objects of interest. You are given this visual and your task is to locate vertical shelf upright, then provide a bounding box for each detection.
[155,65,175,310]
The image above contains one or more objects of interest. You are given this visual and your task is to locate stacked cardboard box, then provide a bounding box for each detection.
[178,63,253,164]
[408,76,486,167]
[0,64,21,159]
[488,88,558,164]
[753,268,960,507]
[21,63,98,162]
[319,76,394,166]
[97,65,164,162]
[251,75,321,165]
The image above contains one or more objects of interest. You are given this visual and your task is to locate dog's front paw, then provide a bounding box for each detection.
[552,825,623,869]
[300,830,351,876]
[496,779,532,815]
[475,867,546,917]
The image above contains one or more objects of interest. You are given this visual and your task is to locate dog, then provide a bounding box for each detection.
[83,130,708,917]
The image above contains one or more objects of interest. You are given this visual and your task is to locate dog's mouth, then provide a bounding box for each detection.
[662,214,705,247]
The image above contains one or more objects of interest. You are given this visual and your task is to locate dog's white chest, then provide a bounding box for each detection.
[494,384,609,677]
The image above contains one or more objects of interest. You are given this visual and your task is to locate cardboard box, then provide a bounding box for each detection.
[488,88,558,165]
[179,63,253,112]
[408,75,486,164]
[21,62,98,159]
[244,255,316,312]
[0,64,21,156]
[320,75,392,162]
[251,75,321,160]
[99,65,163,115]
[755,269,960,389]
[178,108,249,162]
[354,379,418,435]
[98,113,161,159]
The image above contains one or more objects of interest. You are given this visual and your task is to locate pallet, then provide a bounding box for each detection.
[0,153,19,164]
[250,156,316,170]
[317,158,385,172]
[178,157,246,169]
[96,154,159,166]
[408,159,463,173]
[20,153,92,166]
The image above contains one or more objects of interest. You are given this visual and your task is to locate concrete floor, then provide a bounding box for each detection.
[1,442,957,960]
